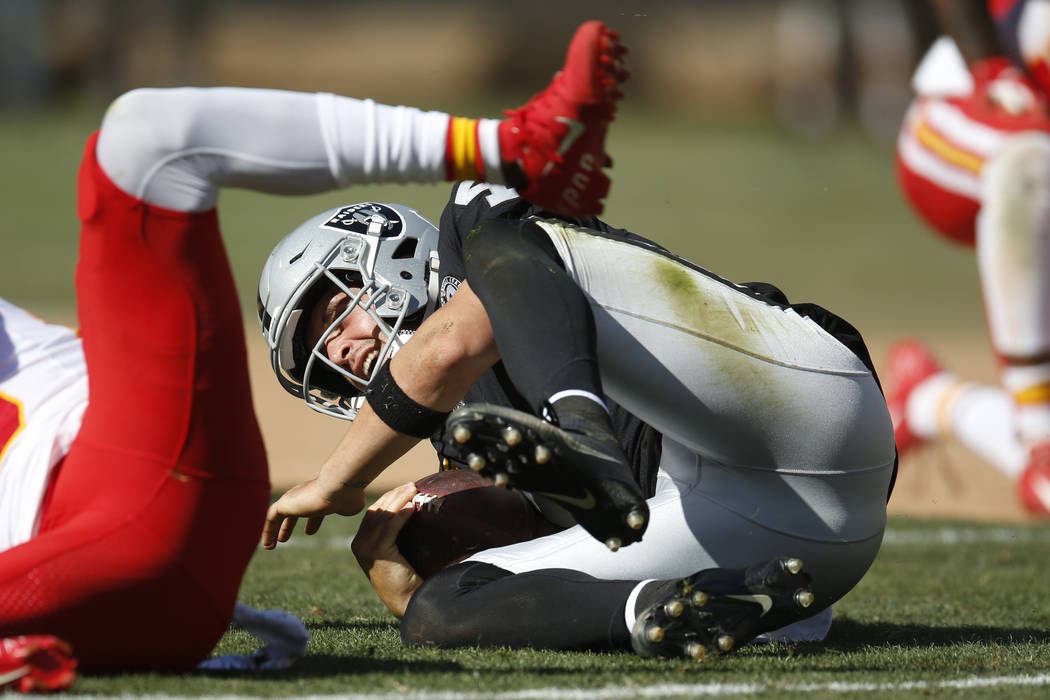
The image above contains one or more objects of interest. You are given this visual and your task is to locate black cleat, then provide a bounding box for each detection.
[631,557,815,661]
[443,403,649,548]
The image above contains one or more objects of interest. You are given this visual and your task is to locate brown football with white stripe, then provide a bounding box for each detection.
[395,469,562,577]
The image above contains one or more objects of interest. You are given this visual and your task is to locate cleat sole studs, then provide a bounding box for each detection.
[795,589,814,608]
[493,472,509,487]
[452,426,472,444]
[502,426,522,446]
[626,508,645,531]
[717,635,735,652]
[605,537,622,552]
[691,591,708,607]
[783,557,804,575]
[664,600,684,618]
[467,454,486,471]
[646,625,665,643]
[684,642,705,660]
[534,444,552,464]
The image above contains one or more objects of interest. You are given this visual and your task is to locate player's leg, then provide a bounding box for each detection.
[401,553,815,660]
[0,118,269,669]
[0,132,273,670]
[95,21,627,218]
[402,562,637,650]
[0,471,269,671]
[534,219,895,479]
[464,435,884,613]
[886,339,1028,476]
[455,217,648,548]
[978,132,1050,449]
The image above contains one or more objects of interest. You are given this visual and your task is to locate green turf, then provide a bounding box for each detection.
[63,514,1050,698]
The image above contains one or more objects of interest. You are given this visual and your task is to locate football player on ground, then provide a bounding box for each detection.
[0,20,622,681]
[891,0,1050,515]
[261,152,897,657]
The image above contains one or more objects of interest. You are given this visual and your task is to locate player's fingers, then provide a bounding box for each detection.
[277,515,298,543]
[387,482,418,510]
[304,515,325,536]
[368,482,417,513]
[261,504,283,549]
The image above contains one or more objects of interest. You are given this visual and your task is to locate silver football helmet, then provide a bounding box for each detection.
[258,202,440,419]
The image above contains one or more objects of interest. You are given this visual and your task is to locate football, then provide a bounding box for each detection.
[395,469,562,578]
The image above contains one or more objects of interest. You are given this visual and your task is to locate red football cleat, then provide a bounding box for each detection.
[885,339,943,455]
[0,636,76,693]
[1018,442,1050,516]
[499,20,628,217]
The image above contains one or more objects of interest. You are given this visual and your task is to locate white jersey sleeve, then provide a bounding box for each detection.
[0,298,88,552]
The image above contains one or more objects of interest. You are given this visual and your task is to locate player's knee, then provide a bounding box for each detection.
[98,88,188,160]
[400,568,463,646]
[96,87,215,210]
[981,132,1050,245]
[984,133,1050,201]
[401,562,510,647]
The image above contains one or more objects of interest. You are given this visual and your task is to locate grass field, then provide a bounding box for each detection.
[4,103,1049,697]
[65,515,1050,699]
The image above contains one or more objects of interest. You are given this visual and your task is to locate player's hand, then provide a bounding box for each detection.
[350,482,423,618]
[261,477,366,549]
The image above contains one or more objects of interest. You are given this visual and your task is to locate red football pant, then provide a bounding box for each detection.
[0,133,270,671]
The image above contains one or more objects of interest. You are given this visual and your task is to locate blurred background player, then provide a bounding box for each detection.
[891,0,1050,515]
[0,19,624,672]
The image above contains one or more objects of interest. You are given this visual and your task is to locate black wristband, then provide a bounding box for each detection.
[365,361,450,439]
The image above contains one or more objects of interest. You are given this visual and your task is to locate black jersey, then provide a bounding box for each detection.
[429,181,895,501]
[431,181,665,497]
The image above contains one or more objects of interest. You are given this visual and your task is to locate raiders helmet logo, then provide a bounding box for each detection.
[322,203,404,237]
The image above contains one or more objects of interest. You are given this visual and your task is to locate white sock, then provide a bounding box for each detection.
[908,372,1028,478]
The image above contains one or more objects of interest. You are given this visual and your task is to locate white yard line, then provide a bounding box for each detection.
[880,525,1050,544]
[60,672,1050,699]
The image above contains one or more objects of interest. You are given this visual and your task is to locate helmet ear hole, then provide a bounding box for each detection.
[392,237,418,259]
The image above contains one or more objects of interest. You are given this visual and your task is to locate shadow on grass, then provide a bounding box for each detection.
[195,654,467,679]
[305,619,398,632]
[819,618,1050,650]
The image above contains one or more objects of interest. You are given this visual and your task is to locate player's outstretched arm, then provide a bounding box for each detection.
[261,281,499,549]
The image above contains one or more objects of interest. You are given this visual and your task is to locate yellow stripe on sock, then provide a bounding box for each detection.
[936,380,971,439]
[1014,382,1050,405]
[448,117,480,181]
[914,120,984,174]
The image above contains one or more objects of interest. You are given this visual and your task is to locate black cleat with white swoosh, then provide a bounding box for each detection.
[631,557,816,661]
[442,403,649,549]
